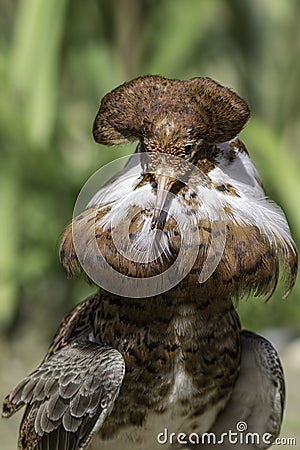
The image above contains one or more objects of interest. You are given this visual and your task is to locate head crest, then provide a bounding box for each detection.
[93,75,250,146]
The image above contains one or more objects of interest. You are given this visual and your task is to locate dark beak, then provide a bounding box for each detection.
[151,174,175,230]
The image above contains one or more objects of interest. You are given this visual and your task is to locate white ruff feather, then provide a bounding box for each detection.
[210,141,295,253]
[87,140,296,261]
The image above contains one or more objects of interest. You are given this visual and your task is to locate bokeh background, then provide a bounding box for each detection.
[0,0,299,448]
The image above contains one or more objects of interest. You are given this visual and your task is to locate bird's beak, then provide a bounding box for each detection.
[151,173,175,230]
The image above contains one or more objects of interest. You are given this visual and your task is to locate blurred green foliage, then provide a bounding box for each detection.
[0,0,300,340]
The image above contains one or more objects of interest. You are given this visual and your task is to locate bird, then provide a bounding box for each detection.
[2,75,298,450]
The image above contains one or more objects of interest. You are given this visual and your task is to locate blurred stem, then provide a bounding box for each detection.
[0,167,19,329]
[114,0,141,79]
[9,0,69,147]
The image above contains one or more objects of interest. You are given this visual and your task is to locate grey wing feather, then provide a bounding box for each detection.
[2,339,125,450]
[202,329,285,449]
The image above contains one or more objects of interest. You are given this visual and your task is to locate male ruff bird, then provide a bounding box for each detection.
[2,75,298,450]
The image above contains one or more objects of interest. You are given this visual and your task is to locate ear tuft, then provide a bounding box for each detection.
[187,77,250,143]
[93,76,165,146]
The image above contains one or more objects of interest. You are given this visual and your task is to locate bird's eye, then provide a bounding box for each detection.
[184,144,193,157]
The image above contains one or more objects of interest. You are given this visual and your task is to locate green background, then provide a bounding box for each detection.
[0,0,299,448]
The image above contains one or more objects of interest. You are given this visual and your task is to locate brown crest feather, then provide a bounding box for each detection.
[93,75,250,146]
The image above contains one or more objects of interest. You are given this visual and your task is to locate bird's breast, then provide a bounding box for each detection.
[89,293,241,446]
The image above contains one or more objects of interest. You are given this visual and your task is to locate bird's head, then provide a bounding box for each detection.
[93,75,250,228]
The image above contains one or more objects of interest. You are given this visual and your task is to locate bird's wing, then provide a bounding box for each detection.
[2,339,125,450]
[202,329,285,450]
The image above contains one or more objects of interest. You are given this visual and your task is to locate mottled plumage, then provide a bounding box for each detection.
[205,330,285,449]
[2,75,298,449]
